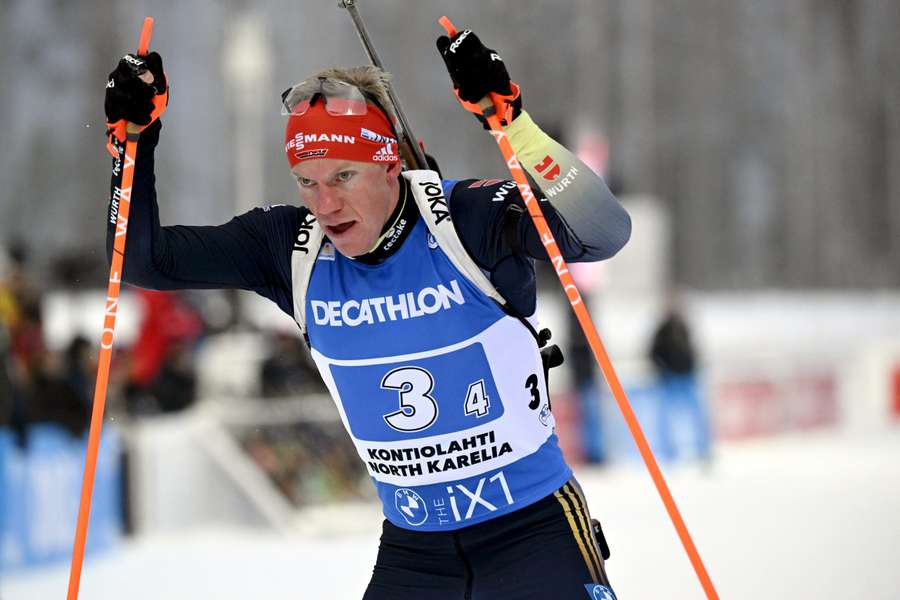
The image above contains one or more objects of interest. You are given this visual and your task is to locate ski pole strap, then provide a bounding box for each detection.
[450,82,520,127]
[105,85,168,157]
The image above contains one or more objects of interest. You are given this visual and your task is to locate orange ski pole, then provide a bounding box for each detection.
[66,17,155,600]
[439,16,720,600]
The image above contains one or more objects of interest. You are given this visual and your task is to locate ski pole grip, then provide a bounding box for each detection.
[437,16,510,120]
[137,17,154,56]
[129,17,156,136]
[438,16,457,37]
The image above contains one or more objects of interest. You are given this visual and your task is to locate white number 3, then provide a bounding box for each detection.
[381,367,439,432]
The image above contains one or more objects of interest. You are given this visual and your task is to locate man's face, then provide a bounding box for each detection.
[291,158,401,257]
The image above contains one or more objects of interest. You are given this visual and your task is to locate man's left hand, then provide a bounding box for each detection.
[436,30,522,126]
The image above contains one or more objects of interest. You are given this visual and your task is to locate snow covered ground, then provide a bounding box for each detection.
[3,429,899,599]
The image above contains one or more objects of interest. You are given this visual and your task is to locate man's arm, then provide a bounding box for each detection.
[435,29,630,264]
[447,170,627,318]
[445,114,630,318]
[106,121,298,316]
[448,153,630,272]
[103,51,298,316]
[503,110,631,262]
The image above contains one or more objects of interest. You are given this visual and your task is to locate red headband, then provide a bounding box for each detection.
[284,100,399,167]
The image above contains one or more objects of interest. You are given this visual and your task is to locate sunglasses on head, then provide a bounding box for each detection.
[281,77,371,117]
[281,76,395,126]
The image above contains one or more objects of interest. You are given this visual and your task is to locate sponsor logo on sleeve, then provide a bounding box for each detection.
[543,166,579,199]
[467,179,504,189]
[490,180,518,202]
[534,155,562,181]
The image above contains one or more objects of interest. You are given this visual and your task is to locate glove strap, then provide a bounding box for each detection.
[453,81,521,127]
[105,83,169,157]
[105,121,127,157]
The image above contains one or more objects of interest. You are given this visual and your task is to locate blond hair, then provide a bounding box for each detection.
[307,65,397,126]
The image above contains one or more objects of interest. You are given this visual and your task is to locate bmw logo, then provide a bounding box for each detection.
[539,404,551,426]
[394,488,428,526]
[585,584,616,600]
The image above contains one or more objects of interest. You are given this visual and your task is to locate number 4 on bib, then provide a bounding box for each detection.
[464,379,490,417]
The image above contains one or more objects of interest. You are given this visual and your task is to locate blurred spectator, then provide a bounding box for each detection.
[568,314,607,464]
[567,262,608,464]
[259,332,323,398]
[4,243,44,382]
[1,243,39,446]
[1,246,13,424]
[63,335,94,409]
[1,242,91,440]
[649,294,712,462]
[125,290,203,415]
[28,344,90,437]
[0,361,14,440]
[1,332,10,419]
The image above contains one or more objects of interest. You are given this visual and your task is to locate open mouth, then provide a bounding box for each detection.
[325,221,356,236]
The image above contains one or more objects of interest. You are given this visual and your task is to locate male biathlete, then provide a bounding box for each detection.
[104,28,630,600]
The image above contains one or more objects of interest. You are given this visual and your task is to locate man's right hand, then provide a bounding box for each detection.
[105,52,167,127]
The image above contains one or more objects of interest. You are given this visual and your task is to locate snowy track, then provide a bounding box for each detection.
[4,430,898,599]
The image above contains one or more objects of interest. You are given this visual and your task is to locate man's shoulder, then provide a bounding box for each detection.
[254,203,309,218]
[235,204,313,253]
[448,178,519,203]
[445,178,522,221]
[437,178,523,269]
[239,203,310,229]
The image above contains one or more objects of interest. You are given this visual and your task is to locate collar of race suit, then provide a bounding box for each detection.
[354,174,419,265]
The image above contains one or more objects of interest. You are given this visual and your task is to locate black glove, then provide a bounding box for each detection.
[436,30,522,126]
[104,52,167,126]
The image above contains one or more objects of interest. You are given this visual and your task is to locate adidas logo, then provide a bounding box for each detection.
[372,143,397,162]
